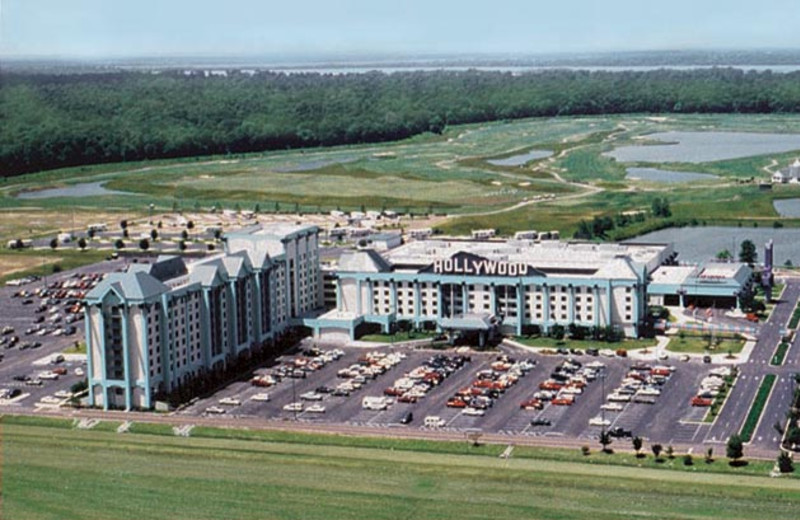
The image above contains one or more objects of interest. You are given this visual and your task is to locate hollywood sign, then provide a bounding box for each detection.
[432,258,529,276]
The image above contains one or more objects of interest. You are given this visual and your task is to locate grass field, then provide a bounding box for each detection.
[5,114,800,245]
[665,334,746,355]
[3,418,800,520]
[0,249,110,285]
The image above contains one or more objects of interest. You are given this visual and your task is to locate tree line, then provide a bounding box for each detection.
[4,67,800,177]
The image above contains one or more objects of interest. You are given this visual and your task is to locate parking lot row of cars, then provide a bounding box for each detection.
[442,355,534,417]
[385,353,472,405]
[690,366,735,407]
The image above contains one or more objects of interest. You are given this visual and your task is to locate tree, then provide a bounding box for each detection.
[114,239,125,250]
[632,436,643,458]
[726,434,744,464]
[186,220,194,230]
[683,453,694,466]
[705,447,714,464]
[181,230,189,240]
[651,443,663,461]
[77,237,87,250]
[777,451,794,473]
[666,445,674,459]
[651,197,672,218]
[87,228,96,239]
[49,237,58,249]
[599,431,613,453]
[716,249,732,261]
[138,238,150,251]
[739,239,757,265]
[120,220,128,230]
[150,229,158,241]
[178,240,187,251]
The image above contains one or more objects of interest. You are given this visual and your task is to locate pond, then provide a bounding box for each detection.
[272,156,359,172]
[625,167,719,183]
[605,131,800,163]
[487,150,552,167]
[15,181,127,200]
[627,226,800,265]
[773,198,800,218]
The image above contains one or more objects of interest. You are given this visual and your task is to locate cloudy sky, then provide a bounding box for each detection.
[2,0,800,58]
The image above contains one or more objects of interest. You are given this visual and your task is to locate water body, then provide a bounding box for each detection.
[272,156,359,172]
[773,198,800,218]
[606,131,800,164]
[627,226,800,265]
[487,150,552,167]
[16,181,126,200]
[625,167,718,183]
[269,65,800,75]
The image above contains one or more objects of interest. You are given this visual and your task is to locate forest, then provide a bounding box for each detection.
[3,67,800,177]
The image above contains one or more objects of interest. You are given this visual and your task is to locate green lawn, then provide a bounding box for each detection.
[665,334,746,355]
[358,330,441,343]
[511,335,656,351]
[4,419,800,520]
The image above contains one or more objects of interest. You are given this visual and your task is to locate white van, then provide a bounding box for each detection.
[362,396,388,411]
[424,416,445,428]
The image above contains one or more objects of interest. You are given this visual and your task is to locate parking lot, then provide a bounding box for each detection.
[0,258,132,411]
[177,339,716,444]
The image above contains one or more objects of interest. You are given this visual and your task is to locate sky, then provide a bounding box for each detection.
[2,0,800,59]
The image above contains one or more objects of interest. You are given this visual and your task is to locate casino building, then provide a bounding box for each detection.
[84,224,322,410]
[307,239,671,344]
[306,238,755,345]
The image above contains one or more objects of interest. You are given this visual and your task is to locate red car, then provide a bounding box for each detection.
[519,398,543,410]
[446,397,468,408]
[691,396,712,407]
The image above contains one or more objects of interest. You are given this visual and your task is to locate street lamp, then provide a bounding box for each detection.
[149,203,155,225]
[600,371,607,444]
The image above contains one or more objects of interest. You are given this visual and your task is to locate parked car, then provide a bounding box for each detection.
[400,412,414,424]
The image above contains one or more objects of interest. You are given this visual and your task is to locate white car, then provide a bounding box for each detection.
[251,393,271,402]
[204,406,226,414]
[600,402,624,411]
[218,397,241,406]
[305,404,326,413]
[462,407,485,417]
[54,390,73,398]
[607,393,631,402]
[38,371,59,380]
[74,367,84,376]
[300,391,323,401]
[283,402,304,412]
[637,387,661,397]
[589,416,611,427]
[39,395,62,405]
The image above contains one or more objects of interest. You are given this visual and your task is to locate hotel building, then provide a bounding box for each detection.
[84,224,321,410]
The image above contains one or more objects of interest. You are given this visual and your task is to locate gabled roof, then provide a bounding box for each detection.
[85,271,170,303]
[189,264,226,287]
[127,256,188,282]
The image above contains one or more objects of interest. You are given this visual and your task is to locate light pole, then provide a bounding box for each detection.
[292,374,297,421]
[601,371,607,445]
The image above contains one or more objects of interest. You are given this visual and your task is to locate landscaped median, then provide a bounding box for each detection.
[771,341,791,366]
[741,374,777,443]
